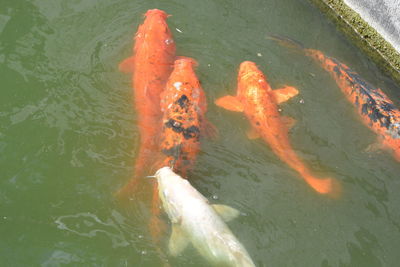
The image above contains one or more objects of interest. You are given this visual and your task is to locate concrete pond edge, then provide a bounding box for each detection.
[309,0,400,84]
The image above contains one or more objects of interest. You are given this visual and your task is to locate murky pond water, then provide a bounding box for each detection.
[1,0,400,266]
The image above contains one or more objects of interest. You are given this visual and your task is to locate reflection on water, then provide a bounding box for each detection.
[1,0,400,266]
[55,212,129,248]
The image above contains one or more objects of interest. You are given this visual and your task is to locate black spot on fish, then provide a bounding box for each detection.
[176,95,189,108]
[361,103,368,115]
[381,116,390,129]
[361,100,392,129]
[355,96,359,107]
[162,144,182,159]
[333,65,341,77]
[256,121,261,126]
[183,125,200,140]
[165,119,184,133]
[381,102,395,112]
[369,107,382,122]
[347,71,376,94]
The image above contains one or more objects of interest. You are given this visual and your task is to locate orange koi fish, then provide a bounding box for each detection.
[216,61,339,195]
[118,9,176,194]
[271,35,400,162]
[159,57,215,175]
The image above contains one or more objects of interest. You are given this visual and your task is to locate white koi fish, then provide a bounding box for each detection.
[154,167,255,267]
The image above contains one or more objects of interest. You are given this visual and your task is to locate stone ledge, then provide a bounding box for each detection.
[309,0,400,83]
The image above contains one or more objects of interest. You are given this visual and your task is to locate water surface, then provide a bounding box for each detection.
[1,0,400,266]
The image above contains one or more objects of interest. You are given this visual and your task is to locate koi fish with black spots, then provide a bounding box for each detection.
[270,35,400,162]
[159,57,216,176]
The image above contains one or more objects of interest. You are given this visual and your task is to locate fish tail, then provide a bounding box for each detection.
[148,184,166,244]
[302,173,342,198]
[115,142,158,199]
[267,34,305,52]
[114,175,144,201]
[148,187,171,267]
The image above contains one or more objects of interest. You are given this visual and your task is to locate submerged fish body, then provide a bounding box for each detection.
[155,167,255,267]
[159,57,213,175]
[119,9,176,183]
[216,61,339,195]
[306,49,400,161]
[270,35,400,162]
[117,8,176,246]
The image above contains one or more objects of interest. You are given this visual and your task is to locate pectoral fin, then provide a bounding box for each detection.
[212,204,240,222]
[119,56,135,73]
[246,127,261,140]
[272,86,299,104]
[215,95,244,112]
[281,116,296,130]
[169,224,189,256]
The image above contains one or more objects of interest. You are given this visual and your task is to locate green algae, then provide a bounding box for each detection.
[309,0,400,83]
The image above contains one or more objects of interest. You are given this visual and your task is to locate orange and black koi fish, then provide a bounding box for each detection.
[118,9,176,195]
[216,61,340,195]
[158,57,214,176]
[270,35,400,162]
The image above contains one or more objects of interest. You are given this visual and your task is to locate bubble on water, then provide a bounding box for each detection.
[141,250,147,255]
[175,28,182,33]
[138,234,143,239]
[257,53,262,57]
[278,108,282,112]
[299,99,305,104]
[212,195,218,200]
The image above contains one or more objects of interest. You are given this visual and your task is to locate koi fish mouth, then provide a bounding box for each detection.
[144,9,169,19]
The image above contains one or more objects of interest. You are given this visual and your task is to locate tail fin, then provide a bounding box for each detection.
[114,176,144,201]
[148,184,166,244]
[302,174,342,198]
[267,34,305,52]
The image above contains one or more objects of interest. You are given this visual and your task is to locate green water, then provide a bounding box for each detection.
[1,0,400,266]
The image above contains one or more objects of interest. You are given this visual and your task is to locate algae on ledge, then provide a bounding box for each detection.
[309,0,400,84]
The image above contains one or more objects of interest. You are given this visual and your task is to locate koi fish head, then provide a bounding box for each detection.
[161,57,202,112]
[174,56,198,69]
[144,9,169,19]
[236,61,270,99]
[135,9,175,54]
